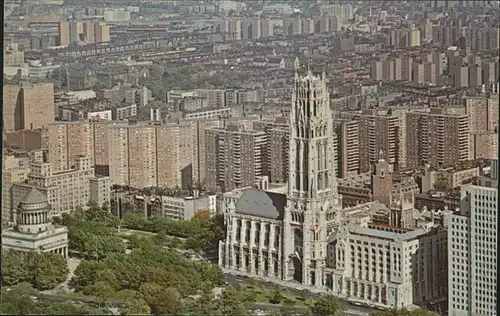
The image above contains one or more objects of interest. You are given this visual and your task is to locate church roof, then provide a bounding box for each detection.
[21,188,47,205]
[235,188,285,219]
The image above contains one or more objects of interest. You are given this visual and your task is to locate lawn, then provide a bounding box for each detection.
[241,284,312,308]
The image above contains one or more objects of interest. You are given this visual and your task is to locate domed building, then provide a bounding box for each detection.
[2,188,68,257]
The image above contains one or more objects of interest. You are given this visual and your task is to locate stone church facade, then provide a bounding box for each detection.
[219,70,343,288]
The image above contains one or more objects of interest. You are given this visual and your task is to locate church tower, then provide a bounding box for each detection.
[283,69,341,287]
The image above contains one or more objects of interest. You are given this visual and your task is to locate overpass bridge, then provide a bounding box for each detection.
[53,33,209,60]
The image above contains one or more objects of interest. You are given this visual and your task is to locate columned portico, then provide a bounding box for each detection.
[1,188,69,258]
[47,246,69,258]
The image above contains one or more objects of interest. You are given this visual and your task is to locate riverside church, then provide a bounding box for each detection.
[218,69,448,309]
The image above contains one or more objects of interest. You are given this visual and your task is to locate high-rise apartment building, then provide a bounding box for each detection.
[241,19,262,40]
[389,28,421,48]
[94,23,110,43]
[107,122,165,189]
[411,62,425,84]
[448,183,497,316]
[103,9,131,23]
[261,18,274,38]
[46,122,94,172]
[205,125,267,192]
[83,22,95,44]
[227,19,242,40]
[423,62,437,85]
[103,119,223,189]
[371,57,414,82]
[67,21,109,45]
[319,4,354,23]
[69,21,84,43]
[58,21,70,46]
[107,122,130,186]
[269,127,289,183]
[253,117,288,183]
[470,132,498,160]
[406,108,469,169]
[283,16,303,37]
[156,122,200,190]
[465,96,499,160]
[334,119,359,178]
[465,96,499,134]
[358,110,399,173]
[90,120,111,176]
[127,124,158,189]
[370,60,384,81]
[3,83,55,132]
[432,24,461,48]
[482,61,498,85]
[452,65,469,89]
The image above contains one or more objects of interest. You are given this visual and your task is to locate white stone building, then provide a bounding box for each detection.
[2,188,69,257]
[326,220,447,308]
[448,183,498,316]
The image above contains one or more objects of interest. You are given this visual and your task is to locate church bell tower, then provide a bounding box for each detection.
[282,69,342,287]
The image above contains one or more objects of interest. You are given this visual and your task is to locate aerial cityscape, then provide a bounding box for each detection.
[1,0,499,315]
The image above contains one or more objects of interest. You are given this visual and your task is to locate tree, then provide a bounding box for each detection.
[192,209,211,221]
[0,284,38,315]
[139,282,164,306]
[121,297,151,315]
[71,260,104,292]
[242,288,257,303]
[2,249,27,285]
[86,281,114,308]
[190,291,217,316]
[269,287,284,304]
[2,250,68,291]
[85,201,111,221]
[28,252,69,291]
[309,295,341,316]
[95,269,120,291]
[67,220,126,259]
[216,287,250,316]
[151,287,183,315]
[70,236,224,312]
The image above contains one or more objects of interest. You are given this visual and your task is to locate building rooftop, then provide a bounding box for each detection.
[235,188,285,219]
[349,224,428,242]
[22,188,47,205]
